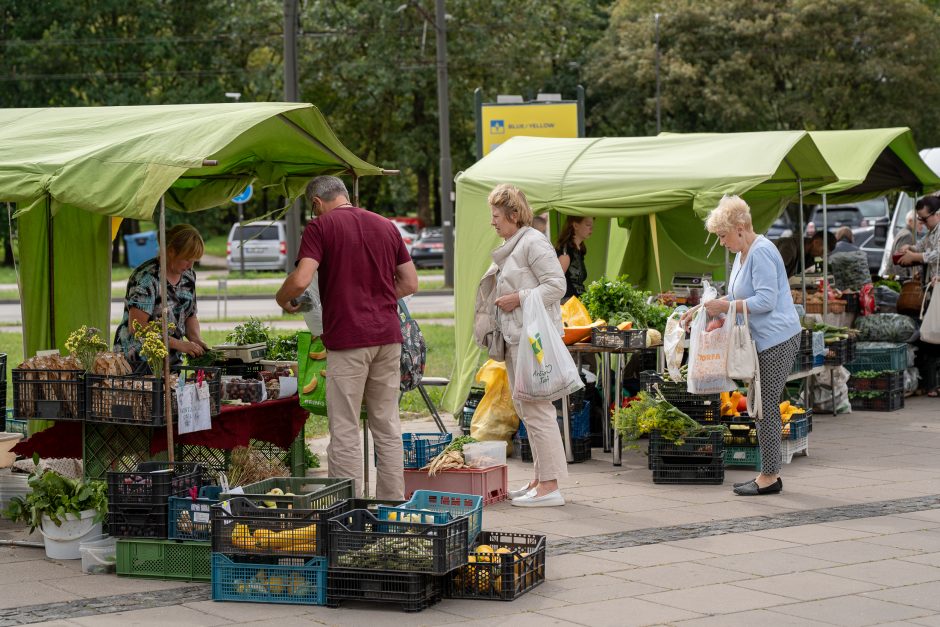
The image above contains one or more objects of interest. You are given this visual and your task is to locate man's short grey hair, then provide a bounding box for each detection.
[306,176,349,203]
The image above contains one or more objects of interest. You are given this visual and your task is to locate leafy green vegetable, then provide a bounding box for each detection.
[849,390,888,399]
[581,275,672,333]
[225,317,271,345]
[4,455,108,533]
[266,331,300,361]
[851,370,893,379]
[613,390,727,449]
[187,349,222,368]
[445,435,477,453]
[874,279,902,294]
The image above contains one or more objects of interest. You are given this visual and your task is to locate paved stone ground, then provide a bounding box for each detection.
[4,395,940,625]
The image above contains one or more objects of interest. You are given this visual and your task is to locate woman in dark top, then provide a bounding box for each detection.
[555,216,594,301]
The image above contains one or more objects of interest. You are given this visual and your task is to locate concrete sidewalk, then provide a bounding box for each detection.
[5,396,940,625]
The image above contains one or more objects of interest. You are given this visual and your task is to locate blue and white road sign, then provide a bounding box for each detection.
[232,184,253,204]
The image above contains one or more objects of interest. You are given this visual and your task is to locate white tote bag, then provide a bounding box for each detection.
[920,281,940,344]
[513,293,584,402]
[687,299,736,395]
[176,380,212,435]
[727,301,759,381]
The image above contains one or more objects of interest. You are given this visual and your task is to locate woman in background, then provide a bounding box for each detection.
[555,216,593,302]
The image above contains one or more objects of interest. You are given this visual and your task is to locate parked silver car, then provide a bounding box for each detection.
[227,221,288,272]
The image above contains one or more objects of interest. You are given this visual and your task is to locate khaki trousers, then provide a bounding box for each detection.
[504,342,569,483]
[325,343,404,499]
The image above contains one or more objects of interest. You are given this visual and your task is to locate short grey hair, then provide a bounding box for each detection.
[306,175,349,203]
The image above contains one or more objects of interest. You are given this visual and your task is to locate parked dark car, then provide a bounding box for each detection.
[766,217,795,240]
[410,227,444,268]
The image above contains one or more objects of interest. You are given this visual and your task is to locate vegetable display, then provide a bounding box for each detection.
[336,536,435,571]
[226,318,271,346]
[613,391,727,448]
[581,276,671,333]
[4,456,108,533]
[853,314,918,343]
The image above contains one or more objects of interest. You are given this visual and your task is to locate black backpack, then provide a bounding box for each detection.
[398,299,427,392]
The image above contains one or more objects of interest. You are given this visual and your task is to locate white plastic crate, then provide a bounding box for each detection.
[781,435,808,464]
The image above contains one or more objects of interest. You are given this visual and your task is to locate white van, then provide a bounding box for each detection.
[227,221,288,272]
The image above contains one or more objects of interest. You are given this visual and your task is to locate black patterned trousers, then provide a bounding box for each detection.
[755,332,801,476]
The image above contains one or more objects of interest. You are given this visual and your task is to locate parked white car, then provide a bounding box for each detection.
[227,221,288,272]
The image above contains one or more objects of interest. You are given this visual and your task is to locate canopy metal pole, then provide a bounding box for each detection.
[159,196,174,462]
[46,195,55,347]
[798,182,806,307]
[353,176,360,207]
[822,193,829,318]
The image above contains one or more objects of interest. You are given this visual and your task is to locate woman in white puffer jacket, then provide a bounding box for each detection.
[476,183,568,508]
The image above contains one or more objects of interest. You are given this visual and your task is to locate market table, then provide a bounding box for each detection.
[566,343,659,467]
[12,396,308,479]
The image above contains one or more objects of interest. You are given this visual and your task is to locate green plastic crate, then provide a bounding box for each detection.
[845,343,907,373]
[220,477,354,509]
[722,446,761,468]
[177,435,306,482]
[116,538,211,581]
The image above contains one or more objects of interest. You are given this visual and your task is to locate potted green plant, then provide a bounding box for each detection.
[4,455,108,559]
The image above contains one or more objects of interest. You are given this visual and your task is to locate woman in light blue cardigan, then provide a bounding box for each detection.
[704,195,802,496]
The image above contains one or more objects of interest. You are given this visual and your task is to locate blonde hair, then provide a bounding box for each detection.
[705,195,753,234]
[488,183,533,227]
[165,224,204,260]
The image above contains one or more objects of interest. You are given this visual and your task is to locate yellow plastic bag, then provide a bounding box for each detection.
[470,360,519,453]
[560,296,592,327]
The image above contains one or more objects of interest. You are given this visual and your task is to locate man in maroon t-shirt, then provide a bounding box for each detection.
[276,176,418,499]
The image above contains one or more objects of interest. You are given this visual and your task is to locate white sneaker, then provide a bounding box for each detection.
[509,484,536,500]
[510,490,565,507]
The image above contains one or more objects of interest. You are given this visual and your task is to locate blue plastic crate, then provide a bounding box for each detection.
[784,415,809,440]
[519,400,591,440]
[376,506,452,526]
[393,489,482,542]
[168,485,222,542]
[211,553,327,605]
[846,342,908,373]
[402,433,452,469]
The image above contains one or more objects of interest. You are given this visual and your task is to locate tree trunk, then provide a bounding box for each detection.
[416,167,432,226]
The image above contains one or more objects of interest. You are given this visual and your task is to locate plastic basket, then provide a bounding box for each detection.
[591,326,646,350]
[846,343,908,373]
[221,477,354,510]
[723,446,761,468]
[171,365,222,417]
[781,435,808,464]
[107,462,204,507]
[82,422,155,481]
[519,436,591,464]
[791,350,814,374]
[443,531,546,601]
[824,339,850,367]
[722,420,758,447]
[649,431,725,485]
[386,490,483,543]
[648,431,724,462]
[4,418,28,436]
[327,568,441,612]
[85,373,166,426]
[651,460,724,484]
[116,538,210,581]
[176,436,306,483]
[640,371,720,423]
[12,368,84,420]
[849,371,904,392]
[168,485,223,542]
[211,553,327,605]
[403,465,508,506]
[850,389,905,412]
[402,433,452,469]
[782,415,809,440]
[328,509,469,575]
[211,496,345,558]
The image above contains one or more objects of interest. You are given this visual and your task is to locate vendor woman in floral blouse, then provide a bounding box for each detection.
[113,224,209,367]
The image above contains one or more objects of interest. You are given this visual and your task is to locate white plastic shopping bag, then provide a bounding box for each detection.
[663,307,687,381]
[513,293,584,402]
[686,283,736,395]
[920,282,940,344]
[177,379,212,435]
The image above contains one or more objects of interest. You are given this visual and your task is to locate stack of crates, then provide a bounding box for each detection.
[518,394,592,464]
[648,430,724,484]
[210,477,353,606]
[111,462,212,582]
[721,415,761,469]
[846,342,907,412]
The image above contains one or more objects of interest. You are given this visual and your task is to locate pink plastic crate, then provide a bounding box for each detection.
[403,465,508,505]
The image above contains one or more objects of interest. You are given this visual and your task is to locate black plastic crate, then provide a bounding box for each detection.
[591,326,646,350]
[650,460,724,485]
[109,504,169,538]
[212,496,344,558]
[327,568,441,612]
[443,531,546,601]
[791,350,813,374]
[328,509,469,575]
[339,498,407,514]
[849,371,904,393]
[799,329,813,351]
[12,368,85,420]
[221,477,355,510]
[824,340,850,367]
[722,420,758,447]
[649,431,724,464]
[86,373,167,426]
[846,336,857,363]
[107,462,204,507]
[639,348,658,372]
[850,389,904,412]
[640,371,721,423]
[171,365,222,417]
[519,436,591,464]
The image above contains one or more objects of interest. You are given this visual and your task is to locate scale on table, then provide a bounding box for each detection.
[671,273,724,301]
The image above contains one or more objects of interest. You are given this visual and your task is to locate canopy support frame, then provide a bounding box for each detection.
[158,196,174,462]
[278,114,354,173]
[46,195,55,348]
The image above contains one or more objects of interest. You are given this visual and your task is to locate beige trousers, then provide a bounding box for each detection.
[504,342,569,483]
[325,343,404,499]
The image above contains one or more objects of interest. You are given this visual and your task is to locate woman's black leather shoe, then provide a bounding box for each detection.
[733,478,783,496]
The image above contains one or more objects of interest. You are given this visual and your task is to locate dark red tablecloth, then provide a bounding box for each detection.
[12,396,308,459]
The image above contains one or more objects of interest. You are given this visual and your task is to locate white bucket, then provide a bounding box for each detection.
[80,535,116,574]
[40,510,103,560]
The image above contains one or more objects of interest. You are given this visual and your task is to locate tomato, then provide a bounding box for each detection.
[737,395,749,413]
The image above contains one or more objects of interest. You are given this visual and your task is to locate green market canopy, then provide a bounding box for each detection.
[0,102,383,357]
[442,131,838,413]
